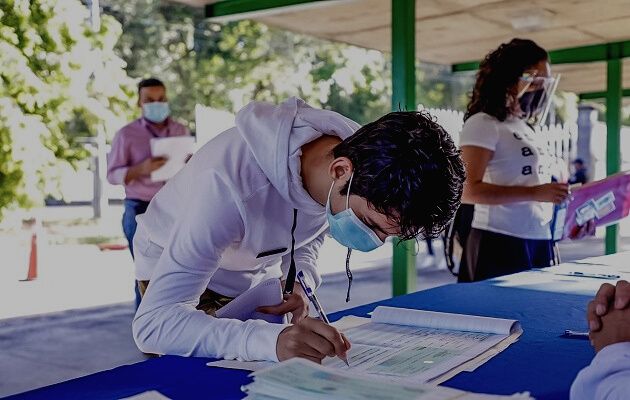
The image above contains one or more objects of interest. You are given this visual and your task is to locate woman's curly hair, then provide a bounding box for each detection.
[465,38,548,122]
[333,111,465,241]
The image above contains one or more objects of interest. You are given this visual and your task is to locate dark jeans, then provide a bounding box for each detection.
[458,228,554,283]
[122,198,150,308]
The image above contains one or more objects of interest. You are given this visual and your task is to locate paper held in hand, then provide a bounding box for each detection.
[150,136,195,182]
[215,278,285,324]
[242,358,533,400]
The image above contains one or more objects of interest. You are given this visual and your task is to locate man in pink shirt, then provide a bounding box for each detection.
[107,78,190,306]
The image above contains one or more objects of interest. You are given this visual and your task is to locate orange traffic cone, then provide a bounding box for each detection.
[21,231,37,282]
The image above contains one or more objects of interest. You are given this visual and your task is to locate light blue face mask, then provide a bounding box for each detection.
[326,173,384,252]
[143,102,170,123]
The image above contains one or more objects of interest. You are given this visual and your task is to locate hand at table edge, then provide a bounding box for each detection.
[587,280,630,333]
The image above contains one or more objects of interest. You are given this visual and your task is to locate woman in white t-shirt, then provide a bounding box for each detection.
[458,38,570,282]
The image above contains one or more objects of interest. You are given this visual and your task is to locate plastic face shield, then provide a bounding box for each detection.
[517,73,561,126]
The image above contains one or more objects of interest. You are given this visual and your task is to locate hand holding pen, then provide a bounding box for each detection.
[296,271,351,366]
[275,272,351,365]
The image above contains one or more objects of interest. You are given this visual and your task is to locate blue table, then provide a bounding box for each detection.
[7,282,595,400]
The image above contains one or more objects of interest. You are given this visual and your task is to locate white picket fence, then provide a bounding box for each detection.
[420,105,577,181]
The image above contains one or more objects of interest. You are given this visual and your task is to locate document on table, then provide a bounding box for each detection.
[119,391,171,400]
[150,136,195,182]
[209,305,521,384]
[242,358,533,400]
[322,306,522,383]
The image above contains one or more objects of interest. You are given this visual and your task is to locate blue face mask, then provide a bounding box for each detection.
[326,173,384,252]
[143,102,170,123]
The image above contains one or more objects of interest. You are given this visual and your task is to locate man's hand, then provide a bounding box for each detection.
[589,307,630,352]
[124,156,168,184]
[276,317,351,363]
[139,156,168,175]
[588,280,630,332]
[257,284,309,324]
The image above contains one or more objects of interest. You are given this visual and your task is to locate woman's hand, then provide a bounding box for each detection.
[532,182,570,204]
[568,219,597,240]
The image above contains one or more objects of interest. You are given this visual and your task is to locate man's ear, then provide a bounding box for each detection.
[328,157,353,181]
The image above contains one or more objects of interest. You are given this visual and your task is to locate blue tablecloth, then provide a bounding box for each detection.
[7,282,595,400]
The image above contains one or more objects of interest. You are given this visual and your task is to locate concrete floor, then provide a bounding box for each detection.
[1,234,629,397]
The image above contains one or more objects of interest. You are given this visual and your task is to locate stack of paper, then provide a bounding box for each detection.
[242,358,533,400]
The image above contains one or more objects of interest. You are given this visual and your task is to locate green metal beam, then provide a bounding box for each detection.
[579,89,630,100]
[451,61,479,72]
[205,0,332,20]
[605,45,622,255]
[391,0,416,296]
[452,40,630,72]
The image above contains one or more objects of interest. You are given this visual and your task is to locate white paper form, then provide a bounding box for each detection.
[120,391,171,400]
[490,255,630,296]
[150,136,195,182]
[323,306,521,383]
[243,358,533,400]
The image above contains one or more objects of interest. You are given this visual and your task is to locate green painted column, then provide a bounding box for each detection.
[605,44,622,254]
[391,0,416,296]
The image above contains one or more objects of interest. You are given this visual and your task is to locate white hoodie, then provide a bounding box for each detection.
[570,342,630,400]
[132,98,360,362]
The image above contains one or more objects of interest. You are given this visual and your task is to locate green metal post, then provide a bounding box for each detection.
[605,45,622,254]
[391,0,416,296]
[579,88,630,100]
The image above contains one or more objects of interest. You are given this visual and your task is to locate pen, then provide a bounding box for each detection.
[296,271,350,367]
[562,271,621,280]
[563,330,590,339]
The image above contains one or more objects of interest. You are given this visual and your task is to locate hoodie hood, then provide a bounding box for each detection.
[235,97,360,215]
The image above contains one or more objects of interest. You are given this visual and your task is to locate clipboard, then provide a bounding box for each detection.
[552,170,630,240]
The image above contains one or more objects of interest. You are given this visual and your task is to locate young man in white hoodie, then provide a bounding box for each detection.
[132,97,465,363]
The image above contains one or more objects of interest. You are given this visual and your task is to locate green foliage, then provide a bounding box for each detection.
[0,0,135,217]
[103,0,471,128]
[0,0,474,218]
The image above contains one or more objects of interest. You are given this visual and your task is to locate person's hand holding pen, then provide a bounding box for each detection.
[274,270,352,365]
[276,317,351,364]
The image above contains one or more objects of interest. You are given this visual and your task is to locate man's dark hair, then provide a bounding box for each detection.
[138,78,165,96]
[333,111,465,241]
[465,38,548,122]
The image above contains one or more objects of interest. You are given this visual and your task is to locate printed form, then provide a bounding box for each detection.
[324,306,522,383]
[243,358,533,400]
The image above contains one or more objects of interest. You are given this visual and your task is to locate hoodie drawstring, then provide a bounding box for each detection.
[283,209,298,294]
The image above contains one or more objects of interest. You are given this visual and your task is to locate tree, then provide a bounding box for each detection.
[103,0,470,129]
[0,0,135,216]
